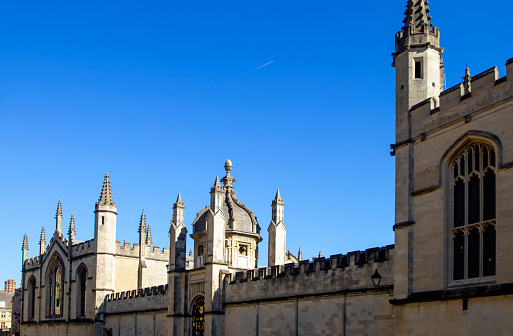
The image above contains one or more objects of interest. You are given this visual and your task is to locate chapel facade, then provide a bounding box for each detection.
[19,1,513,335]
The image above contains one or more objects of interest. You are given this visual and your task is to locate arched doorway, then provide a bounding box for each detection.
[192,296,205,336]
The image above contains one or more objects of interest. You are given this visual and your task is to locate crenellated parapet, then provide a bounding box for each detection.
[23,256,41,270]
[71,239,95,257]
[115,240,169,260]
[409,59,513,141]
[102,285,168,314]
[225,245,394,303]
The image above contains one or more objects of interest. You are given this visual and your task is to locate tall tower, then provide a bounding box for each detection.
[93,174,117,308]
[392,1,444,299]
[268,190,287,267]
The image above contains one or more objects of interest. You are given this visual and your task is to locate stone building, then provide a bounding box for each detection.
[18,1,513,335]
[0,281,15,336]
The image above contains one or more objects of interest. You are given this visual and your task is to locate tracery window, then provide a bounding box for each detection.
[452,143,496,281]
[27,276,36,320]
[192,296,205,336]
[46,253,65,318]
[76,265,87,318]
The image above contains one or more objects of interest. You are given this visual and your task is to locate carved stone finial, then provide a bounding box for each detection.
[463,65,472,95]
[97,174,116,207]
[221,160,236,188]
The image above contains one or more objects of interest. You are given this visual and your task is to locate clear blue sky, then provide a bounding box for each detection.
[1,1,511,285]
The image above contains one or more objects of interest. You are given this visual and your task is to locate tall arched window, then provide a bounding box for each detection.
[46,253,65,318]
[76,265,87,318]
[452,143,496,281]
[27,276,36,321]
[192,296,205,336]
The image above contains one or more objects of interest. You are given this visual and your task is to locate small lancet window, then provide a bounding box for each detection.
[451,143,496,281]
[414,59,423,79]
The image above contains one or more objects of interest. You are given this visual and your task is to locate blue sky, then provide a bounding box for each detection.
[1,0,511,285]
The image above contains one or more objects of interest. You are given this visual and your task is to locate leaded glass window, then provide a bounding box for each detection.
[452,144,496,281]
[192,297,205,336]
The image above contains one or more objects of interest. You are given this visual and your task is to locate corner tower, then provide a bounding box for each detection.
[93,174,117,308]
[393,0,444,142]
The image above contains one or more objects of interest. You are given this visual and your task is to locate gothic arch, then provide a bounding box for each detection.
[441,131,498,286]
[45,252,65,318]
[76,264,87,318]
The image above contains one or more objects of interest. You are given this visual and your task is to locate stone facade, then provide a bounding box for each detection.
[19,1,513,335]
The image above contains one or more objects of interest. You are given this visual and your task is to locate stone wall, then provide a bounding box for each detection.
[224,246,394,336]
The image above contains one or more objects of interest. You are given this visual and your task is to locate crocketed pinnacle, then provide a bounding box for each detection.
[175,192,185,207]
[298,247,303,261]
[22,234,28,251]
[68,215,76,241]
[138,210,146,234]
[40,227,46,245]
[146,224,153,245]
[402,0,433,34]
[463,65,472,94]
[97,174,116,207]
[56,200,63,218]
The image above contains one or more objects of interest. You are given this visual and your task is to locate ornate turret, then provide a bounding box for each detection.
[22,234,28,263]
[268,189,287,267]
[191,160,262,269]
[39,227,46,255]
[55,200,63,233]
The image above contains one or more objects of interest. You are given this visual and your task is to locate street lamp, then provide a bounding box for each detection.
[371,269,393,297]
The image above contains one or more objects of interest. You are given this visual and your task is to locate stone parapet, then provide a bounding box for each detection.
[103,285,168,314]
[225,245,394,303]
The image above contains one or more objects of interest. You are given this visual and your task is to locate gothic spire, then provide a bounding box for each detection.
[68,215,76,241]
[97,174,116,207]
[55,200,63,233]
[176,192,183,205]
[40,227,46,255]
[298,247,303,261]
[402,0,433,35]
[146,224,152,246]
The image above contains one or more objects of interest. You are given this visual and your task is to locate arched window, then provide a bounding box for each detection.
[192,296,205,336]
[46,253,65,318]
[76,265,87,318]
[451,143,496,281]
[27,276,36,321]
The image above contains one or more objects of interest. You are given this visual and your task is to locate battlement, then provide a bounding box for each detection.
[24,256,41,269]
[409,58,513,140]
[72,239,95,257]
[102,285,168,314]
[115,240,169,260]
[225,245,394,303]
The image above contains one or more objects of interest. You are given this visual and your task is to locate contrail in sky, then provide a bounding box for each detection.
[249,60,274,72]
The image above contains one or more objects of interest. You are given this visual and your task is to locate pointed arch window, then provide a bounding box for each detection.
[452,144,496,281]
[76,265,87,318]
[27,276,36,321]
[46,253,65,318]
